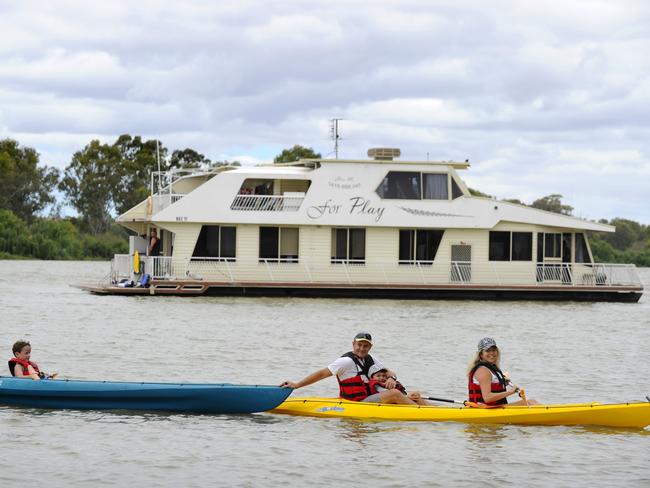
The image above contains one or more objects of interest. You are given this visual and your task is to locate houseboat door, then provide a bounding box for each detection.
[450,244,471,283]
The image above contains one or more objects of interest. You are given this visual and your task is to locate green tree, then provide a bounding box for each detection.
[0,139,60,221]
[0,209,30,256]
[530,194,573,215]
[273,145,321,164]
[59,140,120,235]
[468,187,493,198]
[113,135,168,215]
[170,148,210,169]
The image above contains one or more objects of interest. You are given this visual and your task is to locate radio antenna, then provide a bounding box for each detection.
[329,118,342,159]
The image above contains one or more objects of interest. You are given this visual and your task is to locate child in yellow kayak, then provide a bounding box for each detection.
[368,365,430,405]
[8,340,58,380]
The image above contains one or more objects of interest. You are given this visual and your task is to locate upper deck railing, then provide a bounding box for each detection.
[230,194,304,212]
[151,193,185,214]
[108,256,642,289]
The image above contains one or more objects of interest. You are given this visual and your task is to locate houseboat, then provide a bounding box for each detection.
[80,148,643,302]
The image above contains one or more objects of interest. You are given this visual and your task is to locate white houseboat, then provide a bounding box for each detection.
[81,148,643,302]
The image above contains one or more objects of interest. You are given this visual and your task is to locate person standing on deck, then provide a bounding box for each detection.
[147,228,161,256]
[280,332,418,405]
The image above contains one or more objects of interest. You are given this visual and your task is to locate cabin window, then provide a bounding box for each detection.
[489,231,511,261]
[331,228,366,264]
[489,231,532,261]
[544,233,562,258]
[238,178,311,195]
[423,174,448,200]
[376,171,456,200]
[512,232,533,261]
[192,225,236,261]
[376,171,421,199]
[575,233,592,263]
[451,178,463,199]
[399,229,444,264]
[259,227,299,263]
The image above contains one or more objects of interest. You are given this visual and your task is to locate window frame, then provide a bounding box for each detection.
[192,225,237,262]
[331,228,366,264]
[259,226,300,263]
[398,229,444,265]
[489,231,533,262]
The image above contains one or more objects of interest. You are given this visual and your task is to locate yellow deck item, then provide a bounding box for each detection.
[272,397,650,428]
[133,250,140,273]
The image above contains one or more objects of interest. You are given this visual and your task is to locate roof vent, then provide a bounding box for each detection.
[368,148,401,161]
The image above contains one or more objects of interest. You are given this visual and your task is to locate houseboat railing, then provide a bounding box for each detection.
[152,193,185,214]
[109,256,642,288]
[230,194,304,211]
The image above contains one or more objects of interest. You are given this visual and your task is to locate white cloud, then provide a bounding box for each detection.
[0,0,649,222]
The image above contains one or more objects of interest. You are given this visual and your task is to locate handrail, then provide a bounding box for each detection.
[230,194,304,211]
[109,256,643,288]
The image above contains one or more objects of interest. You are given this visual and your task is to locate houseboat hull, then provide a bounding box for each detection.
[76,280,643,302]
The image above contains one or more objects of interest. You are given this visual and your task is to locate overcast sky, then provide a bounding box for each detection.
[1,0,649,222]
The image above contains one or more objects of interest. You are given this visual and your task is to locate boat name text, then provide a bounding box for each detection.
[307,197,385,222]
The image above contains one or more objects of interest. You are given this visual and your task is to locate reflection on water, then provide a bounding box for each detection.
[462,422,510,445]
[336,418,421,445]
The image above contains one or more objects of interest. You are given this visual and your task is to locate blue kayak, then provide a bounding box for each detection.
[0,376,292,414]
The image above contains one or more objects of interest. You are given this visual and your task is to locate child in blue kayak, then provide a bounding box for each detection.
[368,365,429,405]
[8,340,58,380]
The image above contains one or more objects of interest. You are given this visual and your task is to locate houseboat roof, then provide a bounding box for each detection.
[118,152,614,234]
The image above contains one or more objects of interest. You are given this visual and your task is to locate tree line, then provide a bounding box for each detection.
[0,137,647,265]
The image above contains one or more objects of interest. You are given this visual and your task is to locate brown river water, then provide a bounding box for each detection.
[1,261,649,487]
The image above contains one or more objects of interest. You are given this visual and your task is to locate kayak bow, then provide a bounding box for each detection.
[272,397,650,428]
[0,376,292,414]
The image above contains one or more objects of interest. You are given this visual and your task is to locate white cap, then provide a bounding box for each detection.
[368,364,387,377]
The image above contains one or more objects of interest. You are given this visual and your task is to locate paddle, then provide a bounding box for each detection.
[504,371,529,406]
[423,396,493,409]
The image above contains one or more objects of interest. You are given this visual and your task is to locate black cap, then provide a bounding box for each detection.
[354,332,372,344]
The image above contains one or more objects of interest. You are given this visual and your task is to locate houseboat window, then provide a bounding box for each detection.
[331,228,366,264]
[376,171,421,199]
[544,233,562,258]
[451,178,463,199]
[259,227,299,263]
[423,174,448,200]
[192,225,236,261]
[489,231,510,261]
[490,231,533,261]
[537,233,544,262]
[399,229,444,264]
[512,232,532,261]
[575,233,591,263]
[238,178,311,195]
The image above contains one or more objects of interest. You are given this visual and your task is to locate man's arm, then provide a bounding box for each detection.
[281,368,333,389]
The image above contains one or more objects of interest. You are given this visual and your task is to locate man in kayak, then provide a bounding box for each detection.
[280,332,418,404]
[8,340,57,380]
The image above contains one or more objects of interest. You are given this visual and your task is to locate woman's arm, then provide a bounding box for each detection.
[475,367,516,403]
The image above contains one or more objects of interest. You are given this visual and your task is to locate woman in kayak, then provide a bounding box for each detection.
[467,337,537,406]
[8,340,57,380]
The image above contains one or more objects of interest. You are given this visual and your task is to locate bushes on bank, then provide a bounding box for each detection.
[0,210,128,260]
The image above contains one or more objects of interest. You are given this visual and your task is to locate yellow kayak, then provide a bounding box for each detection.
[272,397,650,428]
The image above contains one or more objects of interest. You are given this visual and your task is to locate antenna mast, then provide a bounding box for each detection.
[329,118,342,159]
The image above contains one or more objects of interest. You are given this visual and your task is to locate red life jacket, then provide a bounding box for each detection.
[368,379,407,395]
[8,357,41,377]
[468,362,508,406]
[337,352,375,402]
